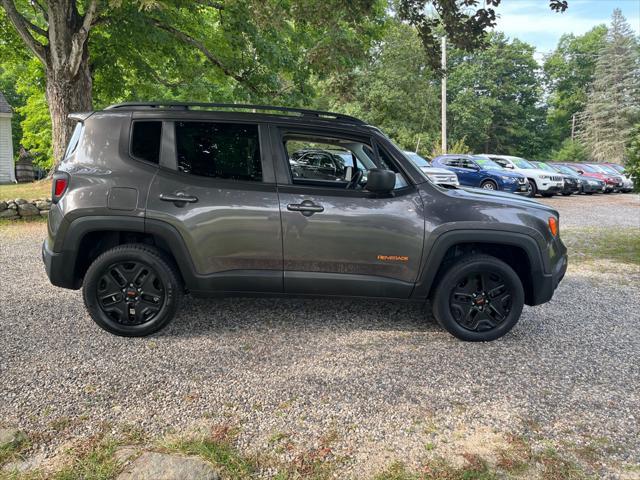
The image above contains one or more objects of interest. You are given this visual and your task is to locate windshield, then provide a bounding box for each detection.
[404,151,430,167]
[511,157,536,169]
[593,164,618,174]
[472,156,503,170]
[535,162,556,172]
[578,163,597,172]
[555,165,574,175]
[608,164,625,173]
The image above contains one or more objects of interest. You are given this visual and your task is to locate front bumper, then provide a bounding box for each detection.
[530,242,568,306]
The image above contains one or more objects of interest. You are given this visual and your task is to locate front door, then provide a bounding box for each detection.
[145,119,283,294]
[271,126,425,298]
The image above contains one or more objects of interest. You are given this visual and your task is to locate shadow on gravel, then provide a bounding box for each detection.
[160,296,441,338]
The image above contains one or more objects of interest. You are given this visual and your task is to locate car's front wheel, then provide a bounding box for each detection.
[525,180,536,197]
[480,180,497,190]
[83,244,182,337]
[432,255,525,341]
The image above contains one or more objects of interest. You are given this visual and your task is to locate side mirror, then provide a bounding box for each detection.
[577,169,584,175]
[505,164,514,169]
[365,168,396,193]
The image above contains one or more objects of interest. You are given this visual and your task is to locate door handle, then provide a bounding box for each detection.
[159,193,198,203]
[287,200,324,216]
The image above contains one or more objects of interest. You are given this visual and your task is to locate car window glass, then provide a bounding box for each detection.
[175,122,262,181]
[131,121,162,164]
[64,123,84,159]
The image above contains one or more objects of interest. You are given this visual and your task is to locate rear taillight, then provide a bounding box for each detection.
[52,172,70,203]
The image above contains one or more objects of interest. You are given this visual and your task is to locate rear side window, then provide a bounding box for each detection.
[175,122,262,181]
[131,121,162,164]
[64,123,84,159]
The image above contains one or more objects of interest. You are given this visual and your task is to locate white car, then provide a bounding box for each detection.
[487,155,564,197]
[404,151,460,188]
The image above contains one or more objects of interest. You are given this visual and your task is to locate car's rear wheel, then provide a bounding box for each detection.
[83,244,182,336]
[432,255,525,341]
[480,180,497,190]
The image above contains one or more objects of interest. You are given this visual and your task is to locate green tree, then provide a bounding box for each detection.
[552,139,589,163]
[0,0,385,168]
[578,9,640,162]
[447,33,548,157]
[543,25,607,149]
[625,123,640,192]
[318,21,441,155]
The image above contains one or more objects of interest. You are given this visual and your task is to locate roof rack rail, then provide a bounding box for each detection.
[104,102,366,125]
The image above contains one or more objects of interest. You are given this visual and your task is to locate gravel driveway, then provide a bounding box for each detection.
[1,194,639,479]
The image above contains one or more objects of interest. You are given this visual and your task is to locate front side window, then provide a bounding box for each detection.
[284,135,407,190]
[175,122,262,181]
[131,121,162,164]
[511,157,536,169]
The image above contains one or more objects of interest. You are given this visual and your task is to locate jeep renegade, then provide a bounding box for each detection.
[42,103,568,341]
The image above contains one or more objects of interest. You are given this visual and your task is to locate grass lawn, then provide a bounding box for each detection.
[0,180,52,201]
[562,227,640,266]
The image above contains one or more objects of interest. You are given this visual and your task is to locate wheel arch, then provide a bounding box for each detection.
[411,227,549,306]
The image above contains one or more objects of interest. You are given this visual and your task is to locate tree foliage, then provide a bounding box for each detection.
[552,138,589,163]
[578,9,640,162]
[625,123,640,192]
[543,25,607,150]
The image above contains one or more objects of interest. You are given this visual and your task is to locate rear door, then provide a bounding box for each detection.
[145,118,283,294]
[271,126,425,298]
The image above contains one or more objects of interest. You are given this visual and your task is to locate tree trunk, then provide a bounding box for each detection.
[46,53,93,166]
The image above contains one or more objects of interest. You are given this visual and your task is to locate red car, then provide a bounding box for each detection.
[556,163,623,193]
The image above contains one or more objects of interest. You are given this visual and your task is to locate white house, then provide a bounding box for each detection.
[0,91,16,184]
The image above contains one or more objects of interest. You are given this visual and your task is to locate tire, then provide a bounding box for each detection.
[82,244,182,337]
[541,192,555,197]
[561,192,572,196]
[525,179,537,197]
[480,180,498,190]
[431,255,525,342]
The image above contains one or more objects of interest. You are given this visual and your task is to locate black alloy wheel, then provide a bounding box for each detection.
[83,244,182,336]
[432,255,524,341]
[449,271,512,332]
[96,260,165,325]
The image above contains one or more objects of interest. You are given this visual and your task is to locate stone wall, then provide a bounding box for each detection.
[0,198,51,219]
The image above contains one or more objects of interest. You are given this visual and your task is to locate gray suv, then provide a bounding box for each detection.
[42,103,567,341]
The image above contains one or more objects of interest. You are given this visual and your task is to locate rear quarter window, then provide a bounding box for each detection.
[131,121,162,164]
[64,123,84,160]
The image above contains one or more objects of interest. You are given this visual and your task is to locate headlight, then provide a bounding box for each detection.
[500,175,515,181]
[588,180,598,185]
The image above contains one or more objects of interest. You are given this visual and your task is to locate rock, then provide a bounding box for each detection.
[116,452,219,480]
[0,201,7,211]
[7,202,17,210]
[0,428,27,448]
[17,203,40,217]
[35,200,51,210]
[0,209,19,219]
[114,446,140,465]
[39,210,50,217]
[14,198,28,205]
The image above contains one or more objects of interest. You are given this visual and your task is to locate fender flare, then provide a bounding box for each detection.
[410,224,549,300]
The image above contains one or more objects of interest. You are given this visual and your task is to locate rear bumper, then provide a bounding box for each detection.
[42,239,79,289]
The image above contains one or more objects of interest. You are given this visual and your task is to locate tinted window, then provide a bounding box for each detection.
[131,121,162,164]
[64,123,84,159]
[176,122,262,181]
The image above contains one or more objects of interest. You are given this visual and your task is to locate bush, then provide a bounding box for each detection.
[625,123,640,192]
[552,139,589,162]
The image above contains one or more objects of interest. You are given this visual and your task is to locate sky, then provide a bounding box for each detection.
[492,0,640,60]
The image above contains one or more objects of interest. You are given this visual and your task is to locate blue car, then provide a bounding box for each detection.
[431,154,529,193]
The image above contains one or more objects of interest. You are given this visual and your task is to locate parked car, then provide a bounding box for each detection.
[590,163,633,193]
[487,155,564,197]
[42,102,567,342]
[403,151,459,188]
[548,163,605,194]
[431,154,528,194]
[555,163,622,193]
[531,161,579,196]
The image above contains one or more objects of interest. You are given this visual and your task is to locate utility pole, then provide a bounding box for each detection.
[441,36,447,154]
[571,113,576,141]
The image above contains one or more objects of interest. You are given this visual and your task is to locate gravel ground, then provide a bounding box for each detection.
[1,194,639,478]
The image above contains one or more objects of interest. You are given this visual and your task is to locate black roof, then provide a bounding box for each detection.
[0,92,11,114]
